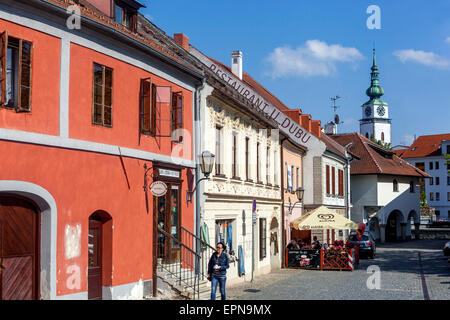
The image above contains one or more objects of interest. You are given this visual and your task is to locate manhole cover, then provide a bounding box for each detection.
[244,289,261,293]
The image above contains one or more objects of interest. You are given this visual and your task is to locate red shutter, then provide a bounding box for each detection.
[331,167,336,195]
[139,78,152,134]
[326,165,330,194]
[338,170,344,196]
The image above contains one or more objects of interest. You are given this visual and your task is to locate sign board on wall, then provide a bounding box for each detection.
[150,181,168,197]
[190,46,316,149]
[158,168,180,178]
[287,249,321,269]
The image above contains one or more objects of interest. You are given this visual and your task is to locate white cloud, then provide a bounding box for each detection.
[446,37,450,43]
[266,40,364,78]
[393,49,450,69]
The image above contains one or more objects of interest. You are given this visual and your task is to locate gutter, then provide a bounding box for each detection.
[280,137,287,268]
[35,0,204,81]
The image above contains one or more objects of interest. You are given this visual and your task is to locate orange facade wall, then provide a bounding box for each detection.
[69,43,193,161]
[0,140,194,296]
[0,20,60,136]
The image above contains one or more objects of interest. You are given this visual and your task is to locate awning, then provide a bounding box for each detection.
[290,206,358,230]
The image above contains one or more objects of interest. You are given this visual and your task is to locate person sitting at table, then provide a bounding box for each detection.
[322,242,329,249]
[286,239,298,250]
[312,236,322,250]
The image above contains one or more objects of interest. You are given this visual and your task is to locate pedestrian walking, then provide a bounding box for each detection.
[208,242,229,300]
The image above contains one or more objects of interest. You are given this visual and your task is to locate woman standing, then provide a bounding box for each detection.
[208,242,229,300]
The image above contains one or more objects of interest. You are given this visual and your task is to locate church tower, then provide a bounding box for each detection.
[360,49,391,144]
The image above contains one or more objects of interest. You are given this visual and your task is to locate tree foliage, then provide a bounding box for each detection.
[369,134,392,150]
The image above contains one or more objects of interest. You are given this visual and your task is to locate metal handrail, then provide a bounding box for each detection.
[157,226,201,258]
[181,226,216,251]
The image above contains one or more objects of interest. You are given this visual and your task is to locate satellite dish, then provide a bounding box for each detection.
[334,114,340,124]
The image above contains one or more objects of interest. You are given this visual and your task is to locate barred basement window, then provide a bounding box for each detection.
[92,63,113,127]
[0,31,33,112]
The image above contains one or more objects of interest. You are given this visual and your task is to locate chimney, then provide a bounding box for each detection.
[300,114,311,132]
[174,33,189,51]
[311,120,322,138]
[231,51,243,80]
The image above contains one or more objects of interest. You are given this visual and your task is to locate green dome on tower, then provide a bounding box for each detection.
[363,48,387,106]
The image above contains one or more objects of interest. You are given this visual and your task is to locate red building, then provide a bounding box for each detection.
[0,0,203,299]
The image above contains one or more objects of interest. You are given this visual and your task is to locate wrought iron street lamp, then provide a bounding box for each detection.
[186,151,215,203]
[288,187,304,214]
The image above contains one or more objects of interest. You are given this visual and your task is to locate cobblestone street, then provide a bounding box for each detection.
[228,239,450,300]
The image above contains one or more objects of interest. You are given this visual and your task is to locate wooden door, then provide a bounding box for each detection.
[0,196,39,300]
[88,220,102,300]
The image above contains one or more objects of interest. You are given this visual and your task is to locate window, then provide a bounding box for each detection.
[447,176,450,186]
[215,126,223,176]
[429,162,433,170]
[326,165,330,194]
[430,177,434,185]
[365,133,369,139]
[93,63,113,127]
[139,78,154,135]
[0,31,33,111]
[171,91,183,142]
[381,132,385,141]
[296,167,299,190]
[257,142,260,183]
[266,147,270,185]
[436,177,440,185]
[393,179,398,192]
[338,169,344,196]
[245,137,250,181]
[114,1,136,31]
[331,167,336,195]
[232,133,238,178]
[410,181,415,193]
[430,192,434,201]
[435,210,440,217]
[447,192,450,202]
[435,161,439,170]
[259,218,266,260]
[436,192,440,201]
[447,145,450,154]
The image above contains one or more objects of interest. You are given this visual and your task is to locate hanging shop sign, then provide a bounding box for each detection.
[150,181,168,197]
[158,168,180,179]
[190,46,318,149]
[287,249,321,269]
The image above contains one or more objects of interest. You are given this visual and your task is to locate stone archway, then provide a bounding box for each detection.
[386,210,404,242]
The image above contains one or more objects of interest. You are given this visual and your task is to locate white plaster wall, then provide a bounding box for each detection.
[373,122,391,144]
[407,153,450,218]
[350,175,378,222]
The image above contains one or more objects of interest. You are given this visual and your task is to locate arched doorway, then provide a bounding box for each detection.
[386,210,403,242]
[88,211,112,300]
[0,195,40,300]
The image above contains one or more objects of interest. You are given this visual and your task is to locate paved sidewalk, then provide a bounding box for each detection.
[228,239,450,300]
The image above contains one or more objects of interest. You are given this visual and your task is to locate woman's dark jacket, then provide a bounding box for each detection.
[208,251,229,277]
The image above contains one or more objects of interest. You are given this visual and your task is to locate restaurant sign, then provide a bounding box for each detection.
[190,46,316,149]
[287,249,321,269]
[150,181,168,197]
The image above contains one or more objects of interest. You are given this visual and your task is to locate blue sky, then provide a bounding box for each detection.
[142,1,450,147]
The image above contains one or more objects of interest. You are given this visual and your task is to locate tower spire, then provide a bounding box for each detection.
[366,47,383,101]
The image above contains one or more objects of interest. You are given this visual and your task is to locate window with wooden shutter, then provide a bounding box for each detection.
[338,169,344,196]
[332,167,336,195]
[0,31,33,112]
[92,63,113,127]
[139,77,152,135]
[326,165,330,194]
[171,91,183,142]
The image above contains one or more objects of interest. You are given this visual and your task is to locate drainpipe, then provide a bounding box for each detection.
[280,137,288,268]
[344,143,353,239]
[194,77,206,276]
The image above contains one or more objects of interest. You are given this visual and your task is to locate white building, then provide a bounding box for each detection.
[398,134,450,219]
[331,133,429,243]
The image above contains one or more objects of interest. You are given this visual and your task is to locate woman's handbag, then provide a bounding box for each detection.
[207,275,211,281]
